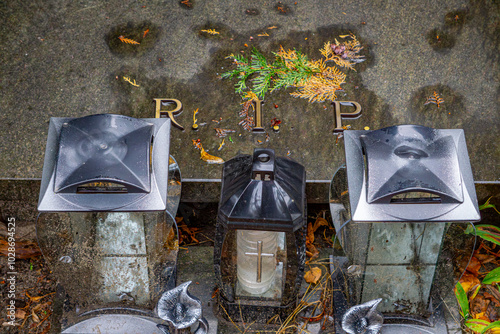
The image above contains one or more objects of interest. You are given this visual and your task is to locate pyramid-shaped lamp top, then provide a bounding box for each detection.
[343,125,480,222]
[218,149,306,232]
[55,114,153,193]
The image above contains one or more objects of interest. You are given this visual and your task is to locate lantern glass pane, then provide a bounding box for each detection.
[236,230,285,297]
[343,221,447,313]
[36,211,176,310]
[329,167,473,317]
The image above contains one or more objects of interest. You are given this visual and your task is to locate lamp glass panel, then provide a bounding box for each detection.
[236,229,285,298]
[36,211,175,310]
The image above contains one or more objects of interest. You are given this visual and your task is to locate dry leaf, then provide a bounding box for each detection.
[0,238,42,259]
[32,302,51,312]
[304,267,322,284]
[485,285,500,307]
[306,241,319,260]
[460,273,481,294]
[2,321,20,326]
[473,311,490,322]
[32,309,40,323]
[471,294,490,317]
[312,217,329,232]
[14,309,26,320]
[307,222,315,244]
[466,256,482,275]
[486,303,500,322]
[474,252,498,264]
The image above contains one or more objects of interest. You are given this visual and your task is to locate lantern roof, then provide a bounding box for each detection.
[218,149,306,232]
[344,125,480,222]
[38,114,171,212]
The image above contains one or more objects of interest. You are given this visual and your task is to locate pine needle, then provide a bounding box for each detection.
[118,35,140,45]
[123,76,140,87]
[200,29,220,35]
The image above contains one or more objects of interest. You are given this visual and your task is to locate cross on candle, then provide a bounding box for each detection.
[244,240,275,283]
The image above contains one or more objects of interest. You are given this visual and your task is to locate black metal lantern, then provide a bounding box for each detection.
[214,148,307,323]
[36,114,181,332]
[330,125,480,332]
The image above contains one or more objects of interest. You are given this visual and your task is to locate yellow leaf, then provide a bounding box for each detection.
[304,267,322,284]
[312,217,329,232]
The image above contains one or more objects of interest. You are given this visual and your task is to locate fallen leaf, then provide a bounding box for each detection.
[0,238,42,259]
[307,222,315,244]
[304,267,322,284]
[460,273,481,293]
[471,294,490,317]
[466,256,482,275]
[474,312,490,322]
[32,309,40,323]
[487,303,500,322]
[475,252,498,264]
[32,302,51,312]
[15,309,26,319]
[312,217,329,232]
[306,242,319,259]
[485,285,500,307]
[2,321,20,326]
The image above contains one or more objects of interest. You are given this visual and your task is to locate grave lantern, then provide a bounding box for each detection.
[36,114,181,332]
[214,148,306,323]
[330,125,480,331]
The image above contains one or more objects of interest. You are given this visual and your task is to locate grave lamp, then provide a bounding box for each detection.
[330,125,480,332]
[36,114,181,333]
[214,148,307,323]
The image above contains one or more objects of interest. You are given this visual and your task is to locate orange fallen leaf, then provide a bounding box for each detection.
[306,240,319,260]
[304,267,322,284]
[307,222,315,244]
[0,238,42,259]
[474,252,498,264]
[312,217,329,232]
[460,273,481,294]
[466,256,482,275]
[473,311,490,322]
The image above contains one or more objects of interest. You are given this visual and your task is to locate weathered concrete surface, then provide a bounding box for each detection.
[1,0,498,185]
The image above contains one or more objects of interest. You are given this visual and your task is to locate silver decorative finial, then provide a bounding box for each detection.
[341,298,384,334]
[156,281,208,334]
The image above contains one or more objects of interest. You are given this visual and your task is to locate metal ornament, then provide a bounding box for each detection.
[154,98,184,130]
[252,99,265,133]
[341,298,384,334]
[156,281,208,334]
[332,101,362,134]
